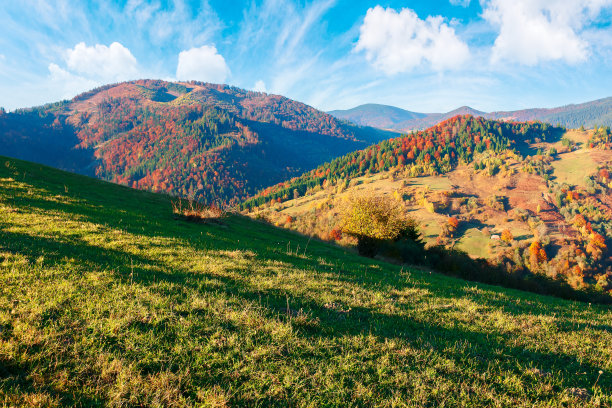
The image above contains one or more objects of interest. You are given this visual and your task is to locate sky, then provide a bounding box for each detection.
[0,0,611,113]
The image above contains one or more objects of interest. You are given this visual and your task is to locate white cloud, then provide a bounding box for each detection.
[47,63,99,99]
[450,0,471,6]
[273,0,337,64]
[355,6,470,74]
[65,42,140,81]
[176,45,230,83]
[482,0,612,65]
[270,55,319,96]
[124,0,221,49]
[45,42,140,101]
[253,80,267,93]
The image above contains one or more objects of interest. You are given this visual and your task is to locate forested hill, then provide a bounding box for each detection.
[241,115,560,209]
[0,80,392,205]
[330,97,612,131]
[487,97,612,129]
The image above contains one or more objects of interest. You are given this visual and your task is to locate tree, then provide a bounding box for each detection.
[448,217,459,232]
[528,240,548,271]
[501,229,513,243]
[341,195,418,257]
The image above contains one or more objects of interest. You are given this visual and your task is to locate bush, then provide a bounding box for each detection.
[341,195,419,257]
[171,197,226,223]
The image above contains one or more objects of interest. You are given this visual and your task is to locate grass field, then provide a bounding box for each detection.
[551,149,601,187]
[454,228,491,259]
[0,156,611,407]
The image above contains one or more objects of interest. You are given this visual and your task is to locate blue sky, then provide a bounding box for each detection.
[0,0,611,113]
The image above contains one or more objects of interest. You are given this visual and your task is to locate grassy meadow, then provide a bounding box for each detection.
[0,156,611,407]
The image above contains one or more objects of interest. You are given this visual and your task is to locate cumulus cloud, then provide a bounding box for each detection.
[176,45,230,83]
[65,42,139,81]
[46,42,140,100]
[253,80,267,93]
[355,6,470,74]
[482,0,612,65]
[450,0,471,7]
[47,63,99,99]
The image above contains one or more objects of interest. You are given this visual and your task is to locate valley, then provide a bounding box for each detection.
[3,1,612,406]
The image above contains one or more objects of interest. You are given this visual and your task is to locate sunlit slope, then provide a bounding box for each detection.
[0,80,394,205]
[243,120,612,291]
[0,156,610,407]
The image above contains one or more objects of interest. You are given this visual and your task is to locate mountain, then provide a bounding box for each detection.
[0,80,393,205]
[487,97,612,128]
[330,97,612,131]
[1,155,610,406]
[242,116,612,294]
[327,103,426,129]
[242,115,561,208]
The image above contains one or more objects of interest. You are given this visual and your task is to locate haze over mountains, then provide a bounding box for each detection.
[329,97,612,131]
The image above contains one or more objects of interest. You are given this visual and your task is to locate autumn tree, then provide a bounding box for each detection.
[447,217,459,236]
[528,240,548,271]
[439,217,460,239]
[341,195,419,257]
[501,229,513,243]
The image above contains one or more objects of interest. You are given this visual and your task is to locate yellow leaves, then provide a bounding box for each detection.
[341,195,409,241]
[501,229,513,243]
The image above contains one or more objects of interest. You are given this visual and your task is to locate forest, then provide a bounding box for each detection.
[242,116,612,296]
[0,80,389,205]
[241,115,559,209]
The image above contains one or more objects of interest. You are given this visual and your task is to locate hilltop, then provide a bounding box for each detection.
[242,116,612,294]
[327,104,428,130]
[1,156,611,406]
[0,80,392,205]
[330,97,612,131]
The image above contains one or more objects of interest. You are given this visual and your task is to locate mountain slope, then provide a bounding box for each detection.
[242,115,560,208]
[242,116,612,293]
[0,80,393,205]
[1,156,611,406]
[328,103,426,129]
[330,97,612,131]
[488,97,612,129]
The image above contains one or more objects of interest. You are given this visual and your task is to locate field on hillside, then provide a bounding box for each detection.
[0,157,611,407]
[248,127,612,293]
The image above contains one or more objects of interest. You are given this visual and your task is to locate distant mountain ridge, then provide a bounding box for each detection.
[329,97,612,131]
[0,80,394,205]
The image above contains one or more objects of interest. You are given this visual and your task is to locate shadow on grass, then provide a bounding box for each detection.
[2,225,609,403]
[0,351,104,407]
[143,262,612,398]
[1,158,610,404]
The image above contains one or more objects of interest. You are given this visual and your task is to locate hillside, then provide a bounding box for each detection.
[242,116,612,294]
[327,104,426,129]
[330,97,612,131]
[1,156,611,406]
[0,80,392,205]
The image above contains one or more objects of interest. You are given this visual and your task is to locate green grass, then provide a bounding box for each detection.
[406,175,453,191]
[0,156,611,407]
[455,228,491,259]
[551,149,600,187]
